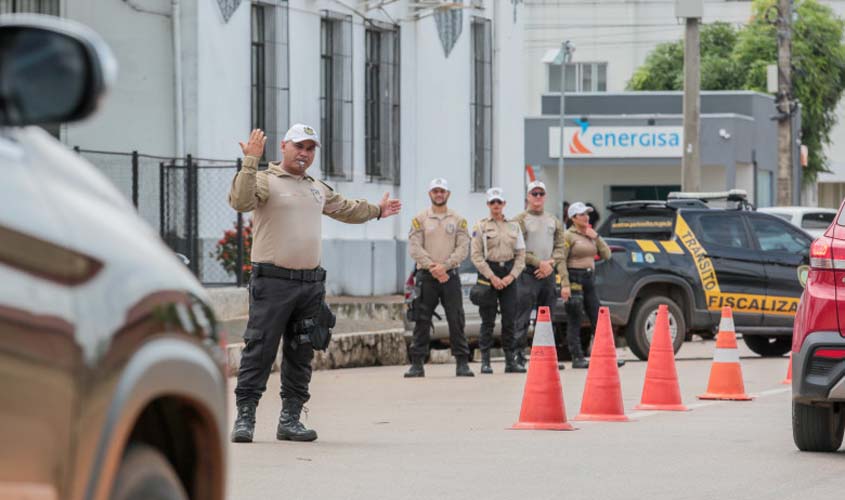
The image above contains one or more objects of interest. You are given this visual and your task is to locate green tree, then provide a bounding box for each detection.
[628,1,845,182]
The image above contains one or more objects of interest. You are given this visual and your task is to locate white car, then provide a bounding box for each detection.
[758,206,838,238]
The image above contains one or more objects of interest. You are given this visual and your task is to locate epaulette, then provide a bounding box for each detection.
[317,179,335,192]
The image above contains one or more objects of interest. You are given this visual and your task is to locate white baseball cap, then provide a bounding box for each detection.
[486,187,505,203]
[527,180,547,194]
[429,178,450,192]
[283,123,321,147]
[568,201,593,218]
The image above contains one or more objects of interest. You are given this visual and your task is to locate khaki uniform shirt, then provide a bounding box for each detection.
[470,217,526,280]
[228,156,380,270]
[560,227,612,287]
[514,210,566,275]
[408,208,470,270]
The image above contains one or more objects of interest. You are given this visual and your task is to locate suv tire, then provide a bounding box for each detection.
[743,336,791,357]
[111,444,188,500]
[792,401,845,452]
[626,296,685,361]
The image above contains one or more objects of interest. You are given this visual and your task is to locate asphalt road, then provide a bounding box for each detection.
[226,339,844,500]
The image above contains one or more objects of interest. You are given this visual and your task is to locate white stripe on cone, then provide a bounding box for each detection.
[533,319,556,347]
[719,316,735,333]
[713,348,740,363]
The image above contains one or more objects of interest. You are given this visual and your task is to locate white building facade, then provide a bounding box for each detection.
[6,0,525,294]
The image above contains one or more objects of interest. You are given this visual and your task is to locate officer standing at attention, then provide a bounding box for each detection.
[471,188,527,374]
[513,180,566,370]
[229,125,401,443]
[406,178,473,378]
[561,202,611,369]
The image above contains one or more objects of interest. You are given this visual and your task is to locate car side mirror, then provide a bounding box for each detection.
[0,14,116,126]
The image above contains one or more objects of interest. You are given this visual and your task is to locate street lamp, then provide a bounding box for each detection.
[558,40,575,218]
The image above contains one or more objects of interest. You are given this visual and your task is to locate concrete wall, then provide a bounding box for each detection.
[64,0,176,156]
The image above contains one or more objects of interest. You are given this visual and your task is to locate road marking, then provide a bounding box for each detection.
[625,387,790,420]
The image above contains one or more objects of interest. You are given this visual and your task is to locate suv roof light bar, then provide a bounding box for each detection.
[667,189,748,202]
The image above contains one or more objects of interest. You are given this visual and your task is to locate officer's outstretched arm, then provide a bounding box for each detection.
[322,187,381,223]
[228,156,269,212]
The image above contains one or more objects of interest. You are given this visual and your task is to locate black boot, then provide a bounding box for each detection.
[231,403,256,443]
[572,357,590,369]
[404,356,425,378]
[516,349,528,371]
[276,400,318,442]
[504,351,527,373]
[480,350,493,374]
[570,342,589,369]
[455,356,475,377]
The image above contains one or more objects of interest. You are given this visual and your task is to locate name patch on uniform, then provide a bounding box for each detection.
[310,187,324,204]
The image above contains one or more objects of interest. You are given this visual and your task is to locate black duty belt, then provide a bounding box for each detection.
[253,263,327,282]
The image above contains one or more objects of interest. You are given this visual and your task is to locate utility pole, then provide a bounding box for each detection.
[678,0,702,192]
[557,40,574,219]
[776,0,794,205]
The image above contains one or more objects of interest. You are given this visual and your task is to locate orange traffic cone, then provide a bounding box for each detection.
[512,306,575,431]
[575,307,629,422]
[698,307,752,401]
[634,304,689,411]
[781,353,793,385]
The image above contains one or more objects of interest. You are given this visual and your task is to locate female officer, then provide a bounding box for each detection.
[470,188,526,374]
[560,202,611,368]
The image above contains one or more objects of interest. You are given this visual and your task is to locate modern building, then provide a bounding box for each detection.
[522,0,845,209]
[524,91,801,213]
[3,0,526,295]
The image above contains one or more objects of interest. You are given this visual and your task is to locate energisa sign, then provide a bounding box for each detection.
[548,122,682,158]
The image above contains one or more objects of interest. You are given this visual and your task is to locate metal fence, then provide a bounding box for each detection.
[74,148,249,287]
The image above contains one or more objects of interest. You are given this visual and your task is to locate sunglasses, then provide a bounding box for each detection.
[488,200,504,206]
[529,191,546,197]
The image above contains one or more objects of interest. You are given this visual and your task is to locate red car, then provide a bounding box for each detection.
[792,200,845,452]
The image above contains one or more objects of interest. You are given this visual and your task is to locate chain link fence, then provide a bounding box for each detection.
[74,148,250,287]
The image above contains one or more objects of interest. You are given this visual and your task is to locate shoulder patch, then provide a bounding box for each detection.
[460,219,467,230]
[412,218,421,230]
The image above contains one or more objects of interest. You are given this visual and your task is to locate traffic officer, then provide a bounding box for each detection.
[561,202,611,369]
[228,125,401,443]
[470,187,527,374]
[406,178,473,378]
[513,180,566,370]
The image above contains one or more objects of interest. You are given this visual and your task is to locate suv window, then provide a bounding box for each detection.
[600,211,675,240]
[749,216,809,253]
[801,212,834,230]
[697,214,749,249]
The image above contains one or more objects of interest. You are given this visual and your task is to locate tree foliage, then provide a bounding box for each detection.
[628,0,845,181]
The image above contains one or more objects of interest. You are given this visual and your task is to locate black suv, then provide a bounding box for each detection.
[580,191,811,360]
[0,15,227,500]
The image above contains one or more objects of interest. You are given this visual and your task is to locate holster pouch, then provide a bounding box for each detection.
[469,278,498,308]
[566,269,587,307]
[293,302,337,351]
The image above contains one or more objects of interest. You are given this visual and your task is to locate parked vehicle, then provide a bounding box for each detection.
[592,190,812,360]
[791,199,845,452]
[0,15,227,500]
[758,206,837,238]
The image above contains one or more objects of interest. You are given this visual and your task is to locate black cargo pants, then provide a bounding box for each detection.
[514,266,557,351]
[234,267,324,408]
[479,260,518,353]
[409,269,470,359]
[564,268,600,356]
